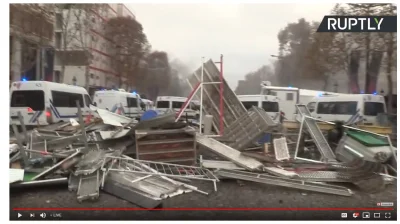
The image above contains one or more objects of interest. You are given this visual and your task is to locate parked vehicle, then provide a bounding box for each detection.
[237,94,280,122]
[260,82,343,120]
[10,81,92,127]
[92,89,144,119]
[155,96,199,119]
[307,94,387,125]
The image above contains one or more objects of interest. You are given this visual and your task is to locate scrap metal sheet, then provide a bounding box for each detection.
[94,106,132,126]
[273,137,290,161]
[99,129,132,140]
[107,171,192,199]
[223,106,279,151]
[102,178,162,208]
[10,169,24,183]
[77,170,100,202]
[264,167,299,178]
[201,160,245,170]
[215,169,353,197]
[196,134,263,170]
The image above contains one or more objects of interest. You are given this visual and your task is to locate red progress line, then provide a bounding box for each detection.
[13,208,394,211]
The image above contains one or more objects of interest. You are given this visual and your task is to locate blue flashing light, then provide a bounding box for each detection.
[360,91,364,94]
[288,86,292,88]
[373,92,377,95]
[22,78,27,81]
[132,91,137,95]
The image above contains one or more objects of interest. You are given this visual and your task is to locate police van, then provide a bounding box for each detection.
[307,94,387,125]
[155,96,199,119]
[10,81,93,127]
[92,89,145,119]
[237,95,280,122]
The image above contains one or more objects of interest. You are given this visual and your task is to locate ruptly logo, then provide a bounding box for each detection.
[317,16,397,32]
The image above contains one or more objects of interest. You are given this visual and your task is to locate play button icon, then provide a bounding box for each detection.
[17,213,22,218]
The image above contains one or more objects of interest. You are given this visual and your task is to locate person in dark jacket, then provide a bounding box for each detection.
[279,111,285,123]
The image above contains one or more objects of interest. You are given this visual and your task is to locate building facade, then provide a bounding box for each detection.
[10,4,55,83]
[53,4,135,90]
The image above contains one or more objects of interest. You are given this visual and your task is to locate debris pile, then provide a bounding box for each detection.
[10,106,219,208]
[10,60,397,208]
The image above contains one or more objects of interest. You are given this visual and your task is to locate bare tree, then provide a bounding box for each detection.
[378,4,397,113]
[276,18,313,86]
[144,51,171,100]
[105,16,150,89]
[55,4,108,88]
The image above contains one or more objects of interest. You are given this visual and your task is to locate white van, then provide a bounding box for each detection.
[307,94,387,125]
[10,81,92,127]
[260,83,343,120]
[155,96,198,119]
[92,90,144,119]
[237,95,280,122]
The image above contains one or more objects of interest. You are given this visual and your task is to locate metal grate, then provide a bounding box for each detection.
[273,137,290,161]
[101,155,219,191]
[296,105,336,161]
[223,106,278,151]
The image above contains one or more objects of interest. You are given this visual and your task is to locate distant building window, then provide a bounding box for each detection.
[56,13,63,29]
[90,73,94,79]
[54,70,61,83]
[55,33,62,48]
[286,93,294,101]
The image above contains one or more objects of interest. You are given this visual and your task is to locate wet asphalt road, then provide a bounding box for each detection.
[10,179,397,221]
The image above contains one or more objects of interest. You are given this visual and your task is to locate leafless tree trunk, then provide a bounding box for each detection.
[73,6,92,90]
[60,7,72,83]
[364,33,371,93]
[386,38,394,114]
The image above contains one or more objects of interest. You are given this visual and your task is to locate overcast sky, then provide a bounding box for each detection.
[128,3,335,89]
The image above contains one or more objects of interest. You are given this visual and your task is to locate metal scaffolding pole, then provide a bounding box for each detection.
[199,57,205,134]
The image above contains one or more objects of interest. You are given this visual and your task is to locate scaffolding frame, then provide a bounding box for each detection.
[176,55,224,136]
